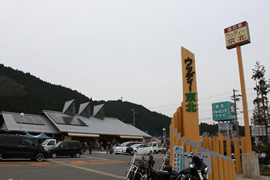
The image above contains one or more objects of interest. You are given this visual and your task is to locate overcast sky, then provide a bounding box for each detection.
[0,0,269,126]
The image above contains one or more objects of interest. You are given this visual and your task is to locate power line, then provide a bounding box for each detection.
[149,88,256,111]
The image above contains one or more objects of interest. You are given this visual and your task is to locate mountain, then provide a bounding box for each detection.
[0,64,171,136]
[1,64,244,137]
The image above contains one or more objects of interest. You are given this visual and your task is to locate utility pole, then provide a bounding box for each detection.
[231,89,241,137]
[131,109,138,127]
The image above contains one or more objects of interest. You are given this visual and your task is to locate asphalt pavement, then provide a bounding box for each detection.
[94,150,270,180]
[1,149,269,180]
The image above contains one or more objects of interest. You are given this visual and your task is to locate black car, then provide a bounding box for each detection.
[0,134,48,161]
[49,141,81,158]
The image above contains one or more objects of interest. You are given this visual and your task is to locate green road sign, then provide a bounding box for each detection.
[212,101,236,121]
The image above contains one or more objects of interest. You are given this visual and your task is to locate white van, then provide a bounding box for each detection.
[41,139,57,150]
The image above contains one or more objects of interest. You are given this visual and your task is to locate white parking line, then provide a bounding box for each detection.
[48,159,125,179]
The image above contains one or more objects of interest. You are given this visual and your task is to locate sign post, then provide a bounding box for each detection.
[224,21,251,153]
[224,21,260,178]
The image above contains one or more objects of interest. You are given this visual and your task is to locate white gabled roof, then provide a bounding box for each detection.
[43,110,151,138]
[1,111,59,134]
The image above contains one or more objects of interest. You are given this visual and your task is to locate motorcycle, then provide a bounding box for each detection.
[124,152,153,179]
[154,153,208,180]
[125,147,208,180]
[177,154,209,180]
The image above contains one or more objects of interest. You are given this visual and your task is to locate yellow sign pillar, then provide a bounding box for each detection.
[236,45,252,153]
[181,47,200,142]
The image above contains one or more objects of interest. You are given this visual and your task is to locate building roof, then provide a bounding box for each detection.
[43,110,151,138]
[0,111,59,134]
[0,100,152,139]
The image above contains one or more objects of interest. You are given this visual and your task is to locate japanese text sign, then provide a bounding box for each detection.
[212,101,236,121]
[224,21,251,49]
[182,54,197,113]
[173,146,184,172]
[181,47,200,142]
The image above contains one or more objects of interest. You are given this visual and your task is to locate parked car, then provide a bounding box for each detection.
[126,143,144,155]
[49,141,81,158]
[135,142,163,155]
[0,134,48,162]
[41,139,57,151]
[114,141,143,154]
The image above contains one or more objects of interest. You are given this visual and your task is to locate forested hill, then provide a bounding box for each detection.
[1,64,240,136]
[0,64,171,136]
[0,64,90,114]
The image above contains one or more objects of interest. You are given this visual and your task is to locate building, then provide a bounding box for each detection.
[0,99,151,146]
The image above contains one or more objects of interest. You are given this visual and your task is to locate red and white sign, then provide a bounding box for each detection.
[224,21,251,49]
[252,126,270,136]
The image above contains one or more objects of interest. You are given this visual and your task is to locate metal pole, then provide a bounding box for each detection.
[236,45,252,153]
[233,89,240,137]
[163,128,166,147]
[131,109,137,127]
[20,112,24,131]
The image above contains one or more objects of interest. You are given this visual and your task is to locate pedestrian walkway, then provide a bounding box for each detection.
[236,174,270,180]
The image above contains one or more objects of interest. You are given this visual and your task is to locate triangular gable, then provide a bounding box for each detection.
[0,122,7,130]
[62,99,75,116]
[78,102,91,118]
[93,104,105,120]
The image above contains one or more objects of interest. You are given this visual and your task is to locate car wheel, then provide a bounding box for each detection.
[0,153,3,160]
[148,151,152,155]
[154,150,157,154]
[36,153,45,162]
[75,153,80,158]
[52,153,57,158]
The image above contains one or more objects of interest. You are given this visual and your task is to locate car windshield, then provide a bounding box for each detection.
[41,139,51,145]
[131,144,142,148]
[53,142,62,147]
[41,140,48,145]
[119,142,129,147]
[145,143,152,147]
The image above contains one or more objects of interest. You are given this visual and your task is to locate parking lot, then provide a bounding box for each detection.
[0,151,165,180]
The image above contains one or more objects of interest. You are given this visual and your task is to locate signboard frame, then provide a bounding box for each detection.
[224,21,251,49]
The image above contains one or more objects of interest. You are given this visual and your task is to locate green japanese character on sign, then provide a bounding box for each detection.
[186,102,197,112]
[185,93,196,102]
[185,93,197,112]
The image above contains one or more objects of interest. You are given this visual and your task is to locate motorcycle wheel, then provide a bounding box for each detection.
[126,172,135,180]
[184,173,192,180]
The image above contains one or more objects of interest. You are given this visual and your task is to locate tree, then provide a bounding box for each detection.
[251,61,270,144]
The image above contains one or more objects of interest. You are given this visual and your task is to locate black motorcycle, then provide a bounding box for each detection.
[125,148,208,180]
[153,153,208,180]
[177,154,208,180]
[125,152,154,179]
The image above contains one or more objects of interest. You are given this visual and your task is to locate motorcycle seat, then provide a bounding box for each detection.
[153,170,170,175]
